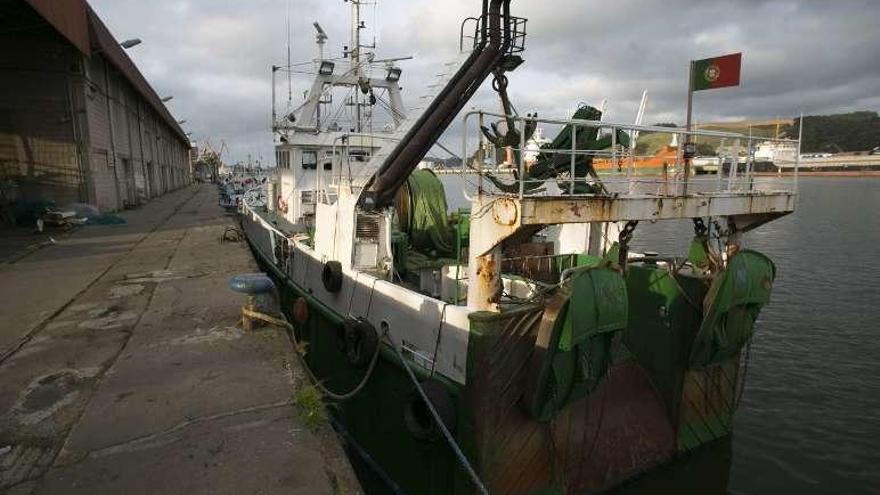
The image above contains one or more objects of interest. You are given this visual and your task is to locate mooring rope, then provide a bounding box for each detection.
[385,333,490,495]
[242,307,381,401]
[245,302,487,492]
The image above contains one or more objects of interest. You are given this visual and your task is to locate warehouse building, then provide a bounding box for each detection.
[0,0,191,220]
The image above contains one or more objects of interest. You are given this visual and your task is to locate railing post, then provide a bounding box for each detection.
[729,138,740,190]
[474,113,481,192]
[519,117,525,199]
[746,133,754,191]
[570,123,576,194]
[674,131,683,195]
[611,125,617,181]
[627,130,634,179]
[795,113,803,193]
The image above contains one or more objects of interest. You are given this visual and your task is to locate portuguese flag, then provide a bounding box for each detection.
[692,53,741,91]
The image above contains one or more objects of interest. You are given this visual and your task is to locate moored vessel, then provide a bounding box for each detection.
[240,1,800,493]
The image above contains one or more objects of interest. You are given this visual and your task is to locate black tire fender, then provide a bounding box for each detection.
[403,380,457,441]
[342,318,378,367]
[321,260,343,293]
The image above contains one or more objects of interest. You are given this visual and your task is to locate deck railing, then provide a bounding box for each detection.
[460,110,801,199]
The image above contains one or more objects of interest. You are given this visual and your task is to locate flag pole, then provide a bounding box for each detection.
[683,59,695,194]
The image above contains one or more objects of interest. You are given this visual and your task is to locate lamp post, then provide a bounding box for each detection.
[161,96,173,103]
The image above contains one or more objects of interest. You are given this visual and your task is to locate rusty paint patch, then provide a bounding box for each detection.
[492,198,518,226]
[477,254,501,305]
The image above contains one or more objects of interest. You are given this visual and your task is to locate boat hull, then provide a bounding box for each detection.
[241,210,745,494]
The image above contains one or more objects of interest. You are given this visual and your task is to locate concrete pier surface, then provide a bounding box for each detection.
[0,185,361,494]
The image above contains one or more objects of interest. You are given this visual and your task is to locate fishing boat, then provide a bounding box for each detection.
[240,1,800,493]
[219,164,268,210]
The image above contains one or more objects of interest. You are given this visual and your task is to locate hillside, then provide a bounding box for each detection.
[786,111,880,153]
[634,120,788,156]
[633,112,879,156]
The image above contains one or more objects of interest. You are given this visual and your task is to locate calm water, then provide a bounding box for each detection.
[622,177,880,494]
[444,176,880,494]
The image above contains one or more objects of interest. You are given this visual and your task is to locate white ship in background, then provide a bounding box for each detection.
[754,140,798,163]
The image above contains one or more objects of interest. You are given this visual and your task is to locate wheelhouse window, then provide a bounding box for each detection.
[349,150,369,162]
[276,150,291,169]
[302,150,317,170]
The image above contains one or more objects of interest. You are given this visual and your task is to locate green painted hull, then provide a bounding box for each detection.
[248,238,468,494]
[244,217,767,494]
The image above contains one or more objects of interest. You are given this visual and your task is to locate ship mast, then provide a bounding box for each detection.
[350,0,363,132]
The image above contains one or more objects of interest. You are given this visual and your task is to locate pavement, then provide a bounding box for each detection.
[0,184,361,494]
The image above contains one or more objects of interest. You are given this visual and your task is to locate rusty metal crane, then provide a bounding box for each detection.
[360,0,526,210]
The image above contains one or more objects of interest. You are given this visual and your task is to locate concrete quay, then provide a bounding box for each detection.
[0,184,360,494]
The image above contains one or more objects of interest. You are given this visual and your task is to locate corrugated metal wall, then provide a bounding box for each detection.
[0,9,84,208]
[0,0,191,218]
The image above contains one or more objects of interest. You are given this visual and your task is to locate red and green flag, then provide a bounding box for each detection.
[692,52,741,91]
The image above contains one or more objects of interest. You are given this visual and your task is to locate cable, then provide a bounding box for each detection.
[429,303,449,377]
[386,333,489,495]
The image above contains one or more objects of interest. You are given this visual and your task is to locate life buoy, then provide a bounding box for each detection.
[403,380,457,441]
[338,318,378,367]
[277,196,288,214]
[321,261,343,293]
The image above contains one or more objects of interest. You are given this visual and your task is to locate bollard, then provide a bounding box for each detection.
[228,273,275,332]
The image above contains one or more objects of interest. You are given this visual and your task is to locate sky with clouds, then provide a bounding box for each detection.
[90,0,880,164]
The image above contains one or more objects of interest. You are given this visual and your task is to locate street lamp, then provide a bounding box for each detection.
[177,119,187,125]
[120,38,142,49]
[161,96,173,102]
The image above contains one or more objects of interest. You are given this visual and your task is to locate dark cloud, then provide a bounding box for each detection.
[90,0,879,163]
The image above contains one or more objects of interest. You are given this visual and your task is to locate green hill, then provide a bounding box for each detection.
[634,120,786,156]
[633,112,879,156]
[786,111,880,153]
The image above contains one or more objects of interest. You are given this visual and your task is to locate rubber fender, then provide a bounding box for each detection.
[292,297,309,325]
[342,318,378,367]
[403,380,457,441]
[228,273,275,295]
[321,260,343,293]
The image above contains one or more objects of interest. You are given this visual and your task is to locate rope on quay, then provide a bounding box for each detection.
[241,307,381,401]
